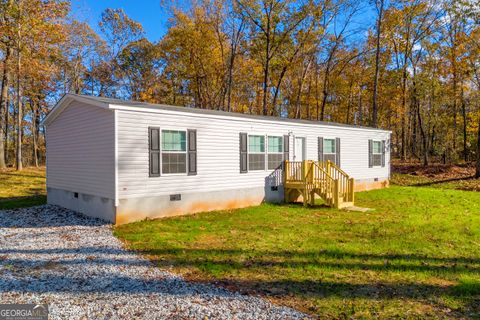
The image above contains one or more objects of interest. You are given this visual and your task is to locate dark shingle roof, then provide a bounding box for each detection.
[71,94,390,132]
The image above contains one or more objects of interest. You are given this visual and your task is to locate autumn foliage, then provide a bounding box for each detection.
[0,0,479,171]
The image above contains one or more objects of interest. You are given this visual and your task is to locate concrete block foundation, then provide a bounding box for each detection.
[47,187,116,222]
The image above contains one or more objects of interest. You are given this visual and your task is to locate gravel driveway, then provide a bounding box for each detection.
[0,205,307,319]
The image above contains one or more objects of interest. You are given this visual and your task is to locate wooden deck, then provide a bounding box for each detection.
[284,160,355,208]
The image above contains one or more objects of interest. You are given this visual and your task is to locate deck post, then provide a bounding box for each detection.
[333,179,340,209]
[284,160,289,203]
[349,178,355,202]
[302,161,307,206]
[284,160,289,185]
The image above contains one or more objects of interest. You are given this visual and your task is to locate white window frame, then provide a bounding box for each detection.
[247,134,266,171]
[372,140,382,167]
[267,135,284,170]
[323,138,336,163]
[161,129,188,175]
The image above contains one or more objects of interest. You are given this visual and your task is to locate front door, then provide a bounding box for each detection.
[295,137,305,161]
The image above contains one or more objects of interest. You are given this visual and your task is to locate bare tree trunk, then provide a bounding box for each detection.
[358,88,363,126]
[346,79,353,124]
[15,41,22,171]
[476,111,480,178]
[320,66,330,121]
[226,52,235,112]
[314,62,320,120]
[461,87,467,162]
[413,77,428,166]
[262,17,271,116]
[401,66,408,160]
[5,96,9,165]
[452,70,457,158]
[372,0,384,128]
[0,46,12,169]
[272,65,289,117]
[31,100,39,167]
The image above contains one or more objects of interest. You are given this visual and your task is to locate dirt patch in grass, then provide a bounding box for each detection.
[391,163,480,191]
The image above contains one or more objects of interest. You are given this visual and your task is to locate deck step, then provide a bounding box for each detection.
[337,201,354,209]
[284,160,355,209]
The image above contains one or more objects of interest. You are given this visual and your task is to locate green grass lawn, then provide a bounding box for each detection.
[115,186,480,319]
[0,167,46,209]
[1,167,478,318]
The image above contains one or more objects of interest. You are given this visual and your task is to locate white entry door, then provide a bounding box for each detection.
[295,137,305,161]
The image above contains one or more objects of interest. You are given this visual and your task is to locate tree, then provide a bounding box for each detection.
[117,38,161,101]
[371,0,386,128]
[0,0,14,169]
[95,8,144,97]
[236,0,315,115]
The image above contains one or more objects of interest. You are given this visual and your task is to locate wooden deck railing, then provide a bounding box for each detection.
[320,160,355,203]
[284,160,354,208]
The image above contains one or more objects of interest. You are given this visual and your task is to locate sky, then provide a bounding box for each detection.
[70,0,377,46]
[71,0,171,41]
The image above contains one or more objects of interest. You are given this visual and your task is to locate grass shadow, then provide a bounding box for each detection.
[0,195,47,210]
[410,175,477,187]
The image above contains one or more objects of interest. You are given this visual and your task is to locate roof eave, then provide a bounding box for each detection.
[41,94,111,126]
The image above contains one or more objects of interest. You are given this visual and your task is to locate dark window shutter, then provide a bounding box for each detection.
[381,140,386,167]
[318,137,324,162]
[335,137,341,167]
[149,127,160,177]
[240,132,248,173]
[368,139,373,168]
[283,135,289,162]
[188,129,197,175]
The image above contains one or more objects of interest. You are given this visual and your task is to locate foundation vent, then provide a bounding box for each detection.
[170,194,181,201]
[74,192,79,198]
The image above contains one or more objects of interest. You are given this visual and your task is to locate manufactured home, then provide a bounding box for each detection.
[43,94,391,224]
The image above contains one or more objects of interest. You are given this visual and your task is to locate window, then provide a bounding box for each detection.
[162,130,187,174]
[268,136,283,170]
[372,140,382,166]
[248,135,265,170]
[323,138,336,163]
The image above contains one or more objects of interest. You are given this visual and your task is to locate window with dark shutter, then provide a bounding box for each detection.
[149,127,160,177]
[188,129,197,175]
[381,140,386,167]
[335,137,341,167]
[368,140,383,167]
[161,130,187,174]
[323,138,336,163]
[240,132,248,173]
[318,137,324,162]
[248,135,265,170]
[283,135,289,164]
[267,136,283,170]
[368,139,373,168]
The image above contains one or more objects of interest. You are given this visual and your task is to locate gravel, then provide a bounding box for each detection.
[0,205,308,319]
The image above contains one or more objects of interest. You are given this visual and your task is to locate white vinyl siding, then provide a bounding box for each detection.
[46,101,115,198]
[116,109,390,199]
